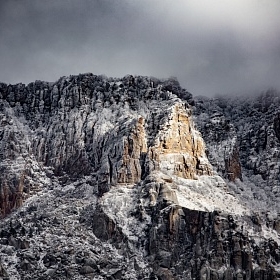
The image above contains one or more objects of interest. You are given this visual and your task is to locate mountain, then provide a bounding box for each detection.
[0,74,280,279]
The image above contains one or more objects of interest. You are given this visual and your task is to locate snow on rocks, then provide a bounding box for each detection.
[1,75,280,279]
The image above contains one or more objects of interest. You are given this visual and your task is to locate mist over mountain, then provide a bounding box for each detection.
[1,0,280,97]
[0,73,280,279]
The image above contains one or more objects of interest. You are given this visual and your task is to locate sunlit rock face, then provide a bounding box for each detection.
[111,116,147,185]
[0,75,280,279]
[148,103,213,179]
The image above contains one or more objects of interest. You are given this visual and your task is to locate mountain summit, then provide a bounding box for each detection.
[0,74,280,279]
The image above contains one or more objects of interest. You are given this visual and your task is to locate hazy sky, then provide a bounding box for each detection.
[1,0,280,96]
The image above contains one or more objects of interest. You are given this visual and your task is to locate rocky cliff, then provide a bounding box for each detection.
[0,74,280,279]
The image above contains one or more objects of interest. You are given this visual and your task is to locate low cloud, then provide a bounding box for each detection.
[0,0,280,96]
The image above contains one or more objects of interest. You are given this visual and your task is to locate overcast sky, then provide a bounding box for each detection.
[0,0,280,96]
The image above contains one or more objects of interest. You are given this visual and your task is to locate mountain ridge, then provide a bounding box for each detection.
[0,73,280,279]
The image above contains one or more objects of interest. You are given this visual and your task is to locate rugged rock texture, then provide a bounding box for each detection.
[193,103,242,182]
[0,74,280,279]
[0,75,197,215]
[193,90,280,211]
[148,104,213,180]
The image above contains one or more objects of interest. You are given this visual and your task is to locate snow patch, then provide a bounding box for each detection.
[174,175,249,215]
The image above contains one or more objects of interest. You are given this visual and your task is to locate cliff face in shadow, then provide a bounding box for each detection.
[0,75,280,279]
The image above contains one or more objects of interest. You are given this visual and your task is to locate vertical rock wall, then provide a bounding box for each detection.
[148,103,213,179]
[0,75,195,215]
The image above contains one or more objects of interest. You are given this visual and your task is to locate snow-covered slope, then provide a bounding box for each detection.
[0,75,280,279]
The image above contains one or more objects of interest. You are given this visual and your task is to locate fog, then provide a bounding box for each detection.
[1,0,279,96]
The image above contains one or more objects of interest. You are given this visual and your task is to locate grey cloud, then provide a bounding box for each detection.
[0,0,280,97]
